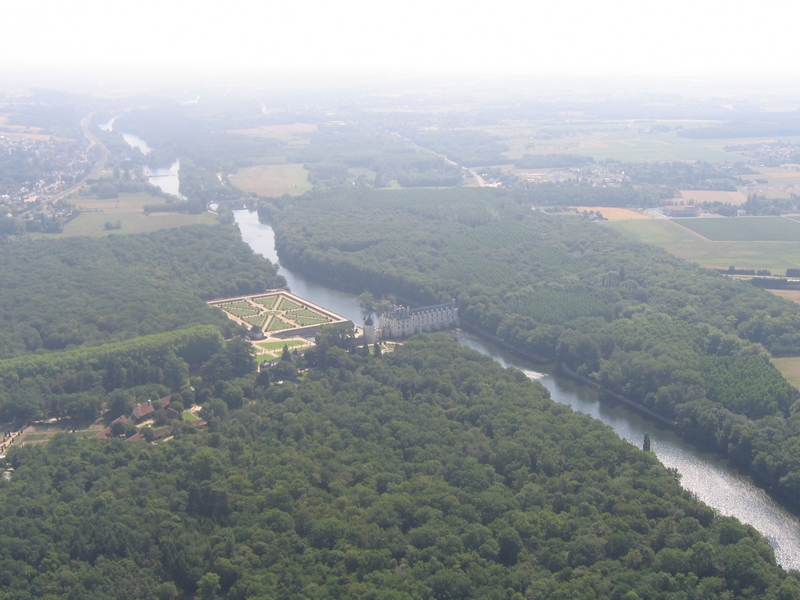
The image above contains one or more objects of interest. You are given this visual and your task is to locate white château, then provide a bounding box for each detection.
[372,301,459,340]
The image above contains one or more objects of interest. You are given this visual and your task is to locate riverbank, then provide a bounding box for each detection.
[233,208,800,570]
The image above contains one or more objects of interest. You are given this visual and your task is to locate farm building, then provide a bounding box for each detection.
[660,205,699,218]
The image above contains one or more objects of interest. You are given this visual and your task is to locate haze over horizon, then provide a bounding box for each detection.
[3,0,800,88]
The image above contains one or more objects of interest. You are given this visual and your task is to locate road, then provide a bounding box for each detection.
[49,113,109,203]
[391,132,491,187]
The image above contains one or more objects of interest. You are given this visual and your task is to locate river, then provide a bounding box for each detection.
[234,208,800,569]
[143,161,185,200]
[117,133,185,200]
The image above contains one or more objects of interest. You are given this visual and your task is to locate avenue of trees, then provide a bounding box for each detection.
[0,224,284,359]
[267,187,800,511]
[1,335,796,599]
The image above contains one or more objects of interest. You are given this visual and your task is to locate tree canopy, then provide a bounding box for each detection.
[2,335,795,599]
[267,187,800,510]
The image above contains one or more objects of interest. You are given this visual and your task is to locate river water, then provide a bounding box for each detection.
[118,133,185,200]
[235,207,800,569]
[122,133,151,155]
[143,161,185,200]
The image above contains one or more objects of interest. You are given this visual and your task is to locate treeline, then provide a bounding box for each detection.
[410,129,510,167]
[288,127,465,189]
[511,181,668,208]
[2,335,796,598]
[515,154,595,169]
[0,224,284,359]
[0,326,222,421]
[268,187,800,510]
[609,160,747,191]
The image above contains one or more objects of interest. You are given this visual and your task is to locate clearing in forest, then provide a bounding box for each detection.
[229,164,312,197]
[773,357,800,392]
[767,289,800,304]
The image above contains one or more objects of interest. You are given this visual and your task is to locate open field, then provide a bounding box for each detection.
[606,219,800,272]
[229,164,312,197]
[740,166,800,199]
[767,289,800,304]
[70,191,163,212]
[677,190,748,205]
[466,121,759,163]
[37,211,218,238]
[256,340,308,351]
[227,123,316,142]
[772,357,800,391]
[675,217,800,241]
[573,206,649,220]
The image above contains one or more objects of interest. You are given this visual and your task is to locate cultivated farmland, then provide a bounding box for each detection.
[229,164,312,197]
[606,219,800,272]
[573,206,649,220]
[675,217,800,241]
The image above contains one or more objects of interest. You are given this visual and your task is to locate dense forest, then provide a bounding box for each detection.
[0,224,284,359]
[265,187,800,510]
[608,161,746,191]
[287,126,464,189]
[409,130,510,167]
[0,325,223,422]
[515,154,595,169]
[2,335,796,599]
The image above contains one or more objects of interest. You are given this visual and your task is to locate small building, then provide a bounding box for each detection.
[248,324,265,340]
[131,401,155,422]
[660,206,699,218]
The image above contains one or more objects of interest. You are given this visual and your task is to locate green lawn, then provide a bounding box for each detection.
[289,308,329,319]
[277,297,301,311]
[38,211,218,238]
[252,295,278,309]
[266,316,293,331]
[181,411,200,422]
[675,217,800,242]
[255,340,307,351]
[606,219,800,272]
[243,315,268,327]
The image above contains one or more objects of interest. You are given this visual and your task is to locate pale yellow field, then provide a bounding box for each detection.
[740,166,800,199]
[772,357,800,391]
[229,164,312,197]
[574,206,650,220]
[228,123,316,143]
[767,289,800,304]
[678,190,747,205]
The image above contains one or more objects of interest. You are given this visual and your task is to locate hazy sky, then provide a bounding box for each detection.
[3,0,799,83]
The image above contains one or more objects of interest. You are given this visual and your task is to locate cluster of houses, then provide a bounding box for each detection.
[96,395,205,441]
